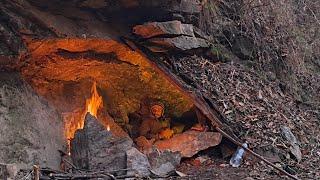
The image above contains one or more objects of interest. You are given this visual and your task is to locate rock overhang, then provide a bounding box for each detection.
[20,38,196,131]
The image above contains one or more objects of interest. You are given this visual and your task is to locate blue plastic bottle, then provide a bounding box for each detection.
[229,143,248,167]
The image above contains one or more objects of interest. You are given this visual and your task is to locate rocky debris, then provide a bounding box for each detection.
[133,21,210,52]
[281,126,302,162]
[71,113,133,173]
[147,149,181,177]
[154,130,222,157]
[151,162,175,177]
[126,147,151,177]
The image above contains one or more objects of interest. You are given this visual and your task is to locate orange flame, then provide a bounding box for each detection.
[65,82,105,154]
[86,82,103,118]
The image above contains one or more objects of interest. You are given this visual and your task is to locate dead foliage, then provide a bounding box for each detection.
[172,55,320,179]
[199,0,320,104]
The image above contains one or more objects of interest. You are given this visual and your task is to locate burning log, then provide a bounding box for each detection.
[70,113,133,174]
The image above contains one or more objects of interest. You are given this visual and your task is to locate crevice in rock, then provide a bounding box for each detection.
[55,49,138,67]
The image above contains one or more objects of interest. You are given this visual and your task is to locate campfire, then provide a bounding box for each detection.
[65,81,109,154]
[65,81,222,178]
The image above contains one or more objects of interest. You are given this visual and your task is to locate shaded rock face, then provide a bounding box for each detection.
[0,0,55,56]
[0,72,65,169]
[71,113,133,172]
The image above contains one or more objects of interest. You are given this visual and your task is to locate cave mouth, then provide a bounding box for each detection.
[20,38,222,158]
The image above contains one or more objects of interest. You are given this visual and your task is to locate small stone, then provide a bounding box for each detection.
[195,156,209,164]
[281,126,302,162]
[175,170,187,177]
[126,147,151,177]
[150,162,175,177]
[148,149,181,177]
[219,163,229,167]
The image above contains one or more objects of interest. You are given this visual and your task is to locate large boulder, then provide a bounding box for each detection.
[71,113,133,173]
[154,130,222,157]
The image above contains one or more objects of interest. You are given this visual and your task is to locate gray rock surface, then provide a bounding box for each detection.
[0,72,65,169]
[126,147,151,177]
[148,150,181,177]
[71,113,133,173]
[281,126,302,162]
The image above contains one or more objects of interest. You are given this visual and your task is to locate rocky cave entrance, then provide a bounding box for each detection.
[20,38,223,176]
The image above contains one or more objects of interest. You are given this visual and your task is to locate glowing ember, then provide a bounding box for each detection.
[86,82,103,118]
[107,125,111,131]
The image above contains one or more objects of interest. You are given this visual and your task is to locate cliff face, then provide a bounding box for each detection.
[0,72,64,169]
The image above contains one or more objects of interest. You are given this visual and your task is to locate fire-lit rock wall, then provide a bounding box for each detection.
[20,38,194,140]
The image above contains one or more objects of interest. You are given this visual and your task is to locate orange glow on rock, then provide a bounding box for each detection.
[86,82,103,118]
[65,82,102,140]
[66,82,104,154]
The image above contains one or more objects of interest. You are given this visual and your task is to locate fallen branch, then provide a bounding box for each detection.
[62,158,81,172]
[215,127,300,180]
[49,173,116,179]
[33,165,39,180]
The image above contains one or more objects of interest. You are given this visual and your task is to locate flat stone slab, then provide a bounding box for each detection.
[133,20,195,38]
[154,130,222,157]
[149,36,209,51]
